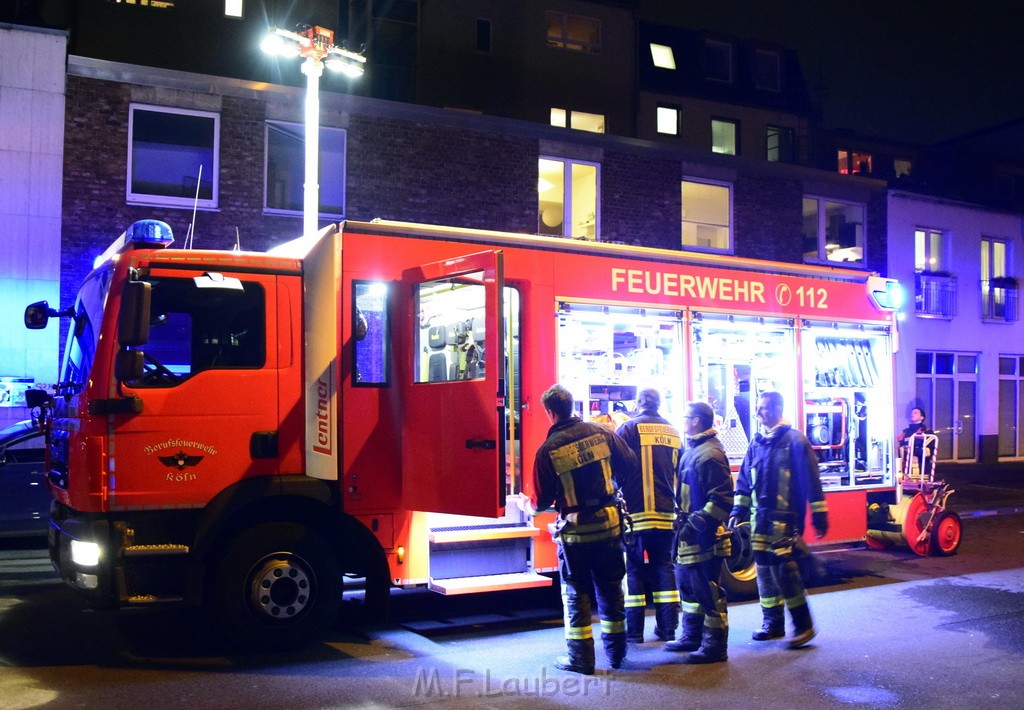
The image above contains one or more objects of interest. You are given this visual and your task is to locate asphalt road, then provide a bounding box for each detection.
[2,477,1024,709]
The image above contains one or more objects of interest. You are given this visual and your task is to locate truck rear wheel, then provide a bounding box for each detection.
[211,522,342,650]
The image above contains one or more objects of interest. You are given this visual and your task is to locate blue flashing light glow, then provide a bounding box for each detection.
[93,220,174,269]
[868,277,905,311]
[126,219,174,246]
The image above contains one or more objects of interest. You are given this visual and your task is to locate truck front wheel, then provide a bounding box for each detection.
[211,523,342,650]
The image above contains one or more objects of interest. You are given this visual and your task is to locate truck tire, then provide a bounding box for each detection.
[211,522,342,650]
[720,522,757,600]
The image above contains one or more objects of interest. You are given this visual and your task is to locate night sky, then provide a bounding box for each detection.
[640,0,1024,145]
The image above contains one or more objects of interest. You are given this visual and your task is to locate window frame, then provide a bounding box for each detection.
[476,18,492,54]
[702,39,733,83]
[656,104,681,136]
[263,119,348,219]
[127,103,219,209]
[681,177,733,254]
[711,118,739,155]
[546,11,601,53]
[766,125,795,163]
[981,236,1017,322]
[802,195,866,266]
[753,48,781,91]
[538,156,601,240]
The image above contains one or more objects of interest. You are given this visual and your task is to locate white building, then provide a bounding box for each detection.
[0,24,66,429]
[888,190,1024,464]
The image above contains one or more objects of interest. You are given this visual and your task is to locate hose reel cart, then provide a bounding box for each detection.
[865,432,962,556]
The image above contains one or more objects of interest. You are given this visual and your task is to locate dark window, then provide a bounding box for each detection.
[128,105,218,207]
[476,18,491,53]
[767,126,795,163]
[703,39,732,82]
[753,49,781,91]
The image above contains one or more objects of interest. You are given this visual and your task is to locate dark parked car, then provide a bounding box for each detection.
[0,420,50,537]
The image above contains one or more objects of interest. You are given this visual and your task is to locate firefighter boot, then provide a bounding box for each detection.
[554,639,595,675]
[604,630,628,669]
[752,605,785,641]
[664,612,704,652]
[686,626,728,664]
[787,603,817,649]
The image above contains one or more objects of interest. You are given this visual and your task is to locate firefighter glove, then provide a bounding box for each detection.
[812,511,829,539]
[682,510,716,548]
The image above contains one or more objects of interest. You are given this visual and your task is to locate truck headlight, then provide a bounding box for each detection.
[70,539,101,567]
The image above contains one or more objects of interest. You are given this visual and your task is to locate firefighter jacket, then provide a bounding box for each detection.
[531,416,638,545]
[732,421,828,536]
[675,429,733,565]
[615,410,680,532]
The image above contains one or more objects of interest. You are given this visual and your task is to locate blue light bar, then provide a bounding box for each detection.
[93,220,174,268]
[126,219,174,246]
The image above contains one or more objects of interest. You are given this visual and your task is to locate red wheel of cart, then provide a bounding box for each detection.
[929,510,962,556]
[864,534,892,550]
[903,492,931,557]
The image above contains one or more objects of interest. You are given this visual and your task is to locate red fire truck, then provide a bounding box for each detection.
[25,218,903,648]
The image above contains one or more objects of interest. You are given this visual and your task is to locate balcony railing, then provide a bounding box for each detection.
[915,271,957,318]
[982,278,1019,322]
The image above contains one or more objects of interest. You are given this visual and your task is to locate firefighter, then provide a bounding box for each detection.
[665,401,734,663]
[522,384,638,674]
[614,388,681,643]
[730,391,829,649]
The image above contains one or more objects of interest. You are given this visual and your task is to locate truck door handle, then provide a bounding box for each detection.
[466,438,497,450]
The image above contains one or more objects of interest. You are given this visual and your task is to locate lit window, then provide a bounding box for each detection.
[538,157,599,240]
[837,150,873,175]
[802,196,864,265]
[265,121,348,217]
[681,179,731,252]
[711,119,737,155]
[128,104,218,209]
[982,237,1017,322]
[650,43,676,69]
[546,11,600,53]
[703,39,732,82]
[894,159,913,178]
[225,0,242,18]
[657,106,679,135]
[753,49,780,91]
[550,109,605,134]
[767,125,795,163]
[914,228,945,273]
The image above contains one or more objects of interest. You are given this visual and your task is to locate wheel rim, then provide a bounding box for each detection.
[932,513,962,554]
[247,553,314,621]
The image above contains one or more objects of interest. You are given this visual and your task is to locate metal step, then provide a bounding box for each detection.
[429,525,539,544]
[428,571,552,595]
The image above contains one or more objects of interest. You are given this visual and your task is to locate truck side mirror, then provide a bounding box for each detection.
[24,301,51,329]
[25,301,73,329]
[119,281,151,347]
[115,349,144,383]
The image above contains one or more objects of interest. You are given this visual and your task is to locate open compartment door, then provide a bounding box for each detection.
[400,250,505,517]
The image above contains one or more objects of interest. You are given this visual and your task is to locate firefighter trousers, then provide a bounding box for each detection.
[623,528,680,640]
[675,556,728,632]
[558,537,627,668]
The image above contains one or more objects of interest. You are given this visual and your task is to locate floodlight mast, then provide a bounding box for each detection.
[262,26,366,238]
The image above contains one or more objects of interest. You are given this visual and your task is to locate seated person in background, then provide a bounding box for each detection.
[897,407,935,478]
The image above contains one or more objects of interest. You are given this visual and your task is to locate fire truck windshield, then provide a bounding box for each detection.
[58,267,114,395]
